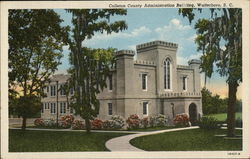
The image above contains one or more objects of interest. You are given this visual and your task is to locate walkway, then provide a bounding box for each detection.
[105,126,199,151]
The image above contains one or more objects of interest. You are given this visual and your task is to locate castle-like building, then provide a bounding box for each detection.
[41,40,202,124]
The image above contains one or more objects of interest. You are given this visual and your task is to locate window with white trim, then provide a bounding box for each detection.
[50,85,56,96]
[50,103,56,114]
[108,103,112,115]
[164,58,172,90]
[183,76,187,91]
[142,73,147,91]
[142,101,148,115]
[60,84,66,96]
[60,102,66,114]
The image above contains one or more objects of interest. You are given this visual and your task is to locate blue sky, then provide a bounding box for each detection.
[54,9,241,99]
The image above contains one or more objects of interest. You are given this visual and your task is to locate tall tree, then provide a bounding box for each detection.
[179,8,242,137]
[9,9,69,130]
[67,9,127,133]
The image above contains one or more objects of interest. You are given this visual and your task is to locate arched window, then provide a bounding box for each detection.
[164,58,172,90]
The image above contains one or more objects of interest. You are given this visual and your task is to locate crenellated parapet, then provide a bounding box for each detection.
[159,92,201,98]
[177,65,193,70]
[134,60,156,66]
[115,50,135,57]
[136,40,178,51]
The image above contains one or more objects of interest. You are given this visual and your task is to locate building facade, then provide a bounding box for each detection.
[41,40,202,124]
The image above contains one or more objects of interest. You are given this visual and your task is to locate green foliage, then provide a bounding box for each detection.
[130,129,242,151]
[16,95,42,118]
[66,9,127,132]
[198,116,221,129]
[9,129,130,152]
[8,9,69,129]
[201,87,227,114]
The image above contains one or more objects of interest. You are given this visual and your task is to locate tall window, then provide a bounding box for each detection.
[108,75,112,91]
[51,103,56,114]
[42,103,45,113]
[60,102,66,114]
[142,101,148,115]
[183,77,187,91]
[50,85,56,96]
[108,103,112,115]
[60,84,66,96]
[142,73,147,91]
[70,88,74,95]
[164,58,172,90]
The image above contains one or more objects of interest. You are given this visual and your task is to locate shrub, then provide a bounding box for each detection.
[111,115,125,129]
[72,120,85,130]
[141,117,149,128]
[44,118,57,127]
[235,117,242,128]
[91,119,103,129]
[103,120,116,129]
[198,116,221,129]
[34,118,45,127]
[126,114,140,129]
[173,113,190,127]
[61,115,74,124]
[149,115,168,127]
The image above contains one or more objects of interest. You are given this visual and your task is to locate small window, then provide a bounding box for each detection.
[171,103,175,118]
[108,75,113,91]
[183,77,187,91]
[143,102,148,115]
[47,86,49,93]
[142,73,147,90]
[108,103,112,115]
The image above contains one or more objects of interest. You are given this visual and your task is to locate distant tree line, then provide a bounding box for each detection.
[201,87,242,115]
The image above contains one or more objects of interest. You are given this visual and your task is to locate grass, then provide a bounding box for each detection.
[9,129,130,152]
[205,112,242,122]
[128,126,178,131]
[130,128,242,151]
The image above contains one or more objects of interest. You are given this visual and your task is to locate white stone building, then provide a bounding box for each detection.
[41,40,202,124]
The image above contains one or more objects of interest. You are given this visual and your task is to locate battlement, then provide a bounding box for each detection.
[136,40,178,51]
[134,60,156,66]
[115,50,135,57]
[188,59,201,65]
[177,65,192,70]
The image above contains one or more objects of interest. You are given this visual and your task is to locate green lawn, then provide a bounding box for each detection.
[205,112,242,122]
[130,128,242,151]
[9,129,130,152]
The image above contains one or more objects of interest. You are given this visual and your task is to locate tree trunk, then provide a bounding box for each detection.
[85,119,91,133]
[22,117,27,130]
[227,81,238,137]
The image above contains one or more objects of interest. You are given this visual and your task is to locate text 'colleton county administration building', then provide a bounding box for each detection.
[41,40,203,123]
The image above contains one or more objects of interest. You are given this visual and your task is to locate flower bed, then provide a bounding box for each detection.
[173,113,190,127]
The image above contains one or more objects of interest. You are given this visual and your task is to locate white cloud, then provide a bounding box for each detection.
[177,53,202,65]
[83,26,152,46]
[187,34,197,42]
[128,45,136,51]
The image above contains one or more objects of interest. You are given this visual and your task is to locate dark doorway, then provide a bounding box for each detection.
[189,103,197,125]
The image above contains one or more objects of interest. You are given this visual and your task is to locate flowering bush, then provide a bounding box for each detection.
[72,120,85,130]
[111,115,125,129]
[61,115,74,124]
[34,118,45,127]
[91,119,103,129]
[103,120,116,129]
[126,114,140,129]
[140,117,149,128]
[149,115,168,127]
[173,113,190,127]
[44,118,57,127]
[103,115,125,129]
